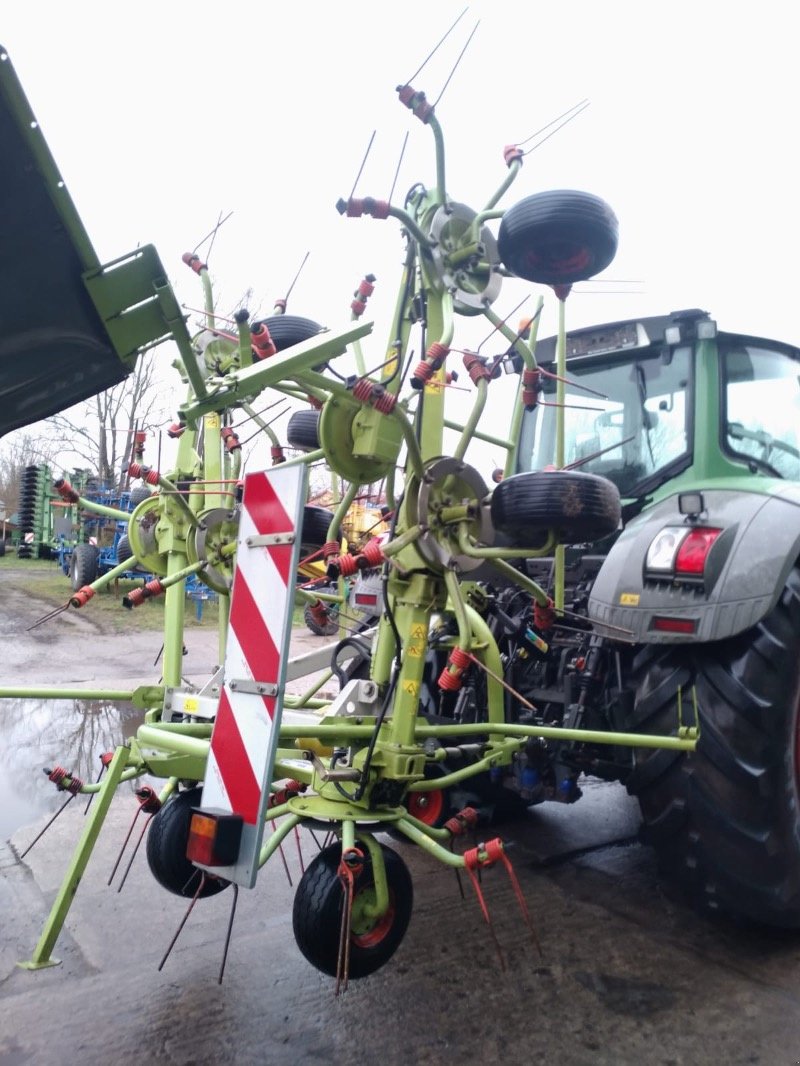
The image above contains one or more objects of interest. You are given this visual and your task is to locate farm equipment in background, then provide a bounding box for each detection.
[4,18,800,995]
[15,463,56,558]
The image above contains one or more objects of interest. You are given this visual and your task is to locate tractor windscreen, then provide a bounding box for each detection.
[722,343,800,479]
[518,345,693,497]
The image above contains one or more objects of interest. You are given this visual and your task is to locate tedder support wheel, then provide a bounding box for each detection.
[146,787,229,899]
[292,841,413,978]
[303,595,340,636]
[128,484,153,509]
[69,543,99,591]
[301,505,334,551]
[497,189,619,285]
[286,409,321,452]
[490,470,621,546]
[625,566,800,927]
[251,314,322,352]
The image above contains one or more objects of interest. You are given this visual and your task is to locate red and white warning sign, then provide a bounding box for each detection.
[198,463,307,887]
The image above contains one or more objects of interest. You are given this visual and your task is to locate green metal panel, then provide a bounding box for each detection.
[0,47,192,438]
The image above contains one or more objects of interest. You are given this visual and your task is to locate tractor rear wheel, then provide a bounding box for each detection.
[292,841,412,978]
[626,566,800,926]
[146,787,230,899]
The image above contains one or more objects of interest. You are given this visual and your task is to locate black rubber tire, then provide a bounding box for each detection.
[625,568,800,927]
[490,470,620,546]
[0,540,5,557]
[251,315,323,352]
[115,534,146,571]
[128,485,153,509]
[69,543,99,591]
[286,409,321,452]
[146,787,230,899]
[498,189,618,285]
[292,841,412,978]
[303,597,340,636]
[301,505,334,551]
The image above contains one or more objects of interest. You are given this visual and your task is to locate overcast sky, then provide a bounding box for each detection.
[3,0,798,477]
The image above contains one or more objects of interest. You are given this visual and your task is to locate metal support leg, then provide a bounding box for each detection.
[18,744,130,970]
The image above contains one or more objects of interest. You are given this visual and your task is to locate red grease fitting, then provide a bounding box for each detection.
[48,766,84,795]
[70,585,96,608]
[462,352,491,386]
[396,84,433,123]
[251,322,277,359]
[135,786,162,814]
[54,478,80,503]
[522,368,541,410]
[443,806,479,836]
[438,646,472,691]
[360,538,385,568]
[181,251,207,275]
[533,598,556,631]
[221,428,241,452]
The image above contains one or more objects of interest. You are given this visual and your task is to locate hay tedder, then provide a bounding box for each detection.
[7,26,800,989]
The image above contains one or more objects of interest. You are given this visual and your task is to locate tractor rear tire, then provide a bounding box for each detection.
[69,543,99,591]
[498,189,619,285]
[490,470,620,546]
[626,567,800,927]
[292,841,412,978]
[146,787,230,899]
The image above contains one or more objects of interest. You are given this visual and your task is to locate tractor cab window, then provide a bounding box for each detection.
[518,345,692,497]
[722,344,800,479]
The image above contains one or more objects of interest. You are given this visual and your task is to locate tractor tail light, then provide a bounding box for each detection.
[186,808,243,867]
[674,528,722,576]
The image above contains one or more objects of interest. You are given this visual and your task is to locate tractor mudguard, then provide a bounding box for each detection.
[588,485,800,643]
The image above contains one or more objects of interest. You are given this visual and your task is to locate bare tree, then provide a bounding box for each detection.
[0,431,58,516]
[45,352,170,488]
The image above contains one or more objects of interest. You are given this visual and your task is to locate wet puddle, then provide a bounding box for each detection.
[0,696,144,842]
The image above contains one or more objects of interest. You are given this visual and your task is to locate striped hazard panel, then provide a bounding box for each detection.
[198,463,307,887]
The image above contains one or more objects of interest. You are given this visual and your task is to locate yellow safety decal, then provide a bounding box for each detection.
[411,624,427,639]
[403,680,419,696]
[407,643,423,658]
[183,697,198,712]
[619,592,640,606]
[205,413,220,429]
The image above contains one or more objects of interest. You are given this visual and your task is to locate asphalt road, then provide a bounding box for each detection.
[2,570,800,1064]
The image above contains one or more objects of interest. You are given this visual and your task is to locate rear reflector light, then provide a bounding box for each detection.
[186,808,243,867]
[674,527,722,575]
[651,616,697,634]
[355,593,379,607]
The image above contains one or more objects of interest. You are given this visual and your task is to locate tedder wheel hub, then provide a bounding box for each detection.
[186,507,239,593]
[406,457,493,573]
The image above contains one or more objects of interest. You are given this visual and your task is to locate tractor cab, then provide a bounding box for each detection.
[516,308,800,503]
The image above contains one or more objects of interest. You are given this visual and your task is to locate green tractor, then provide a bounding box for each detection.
[494,306,800,926]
